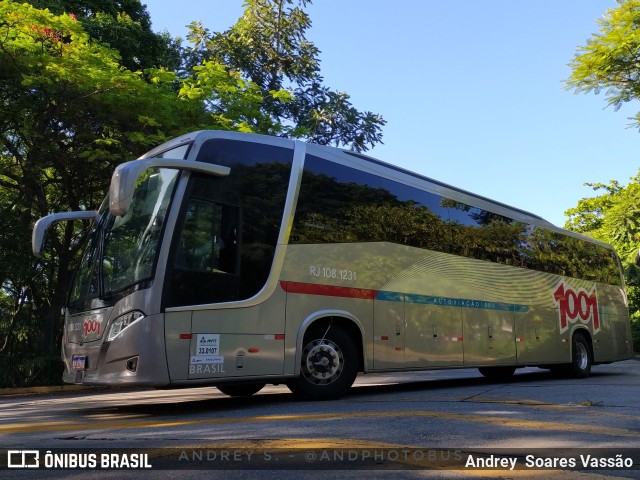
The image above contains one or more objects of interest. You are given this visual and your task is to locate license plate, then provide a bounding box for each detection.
[72,355,86,370]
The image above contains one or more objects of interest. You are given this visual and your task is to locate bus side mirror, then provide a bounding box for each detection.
[109,158,230,217]
[32,211,99,257]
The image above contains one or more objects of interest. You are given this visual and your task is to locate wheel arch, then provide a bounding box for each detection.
[295,310,367,376]
[570,326,594,361]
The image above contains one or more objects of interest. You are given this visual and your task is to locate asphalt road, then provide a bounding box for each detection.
[1,360,639,479]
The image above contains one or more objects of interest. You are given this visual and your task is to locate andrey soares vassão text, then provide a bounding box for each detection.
[465,453,635,470]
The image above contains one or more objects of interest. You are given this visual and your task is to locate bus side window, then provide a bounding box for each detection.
[175,199,239,275]
[165,195,241,307]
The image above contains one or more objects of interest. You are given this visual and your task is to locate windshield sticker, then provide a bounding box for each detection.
[195,334,220,356]
[191,334,224,366]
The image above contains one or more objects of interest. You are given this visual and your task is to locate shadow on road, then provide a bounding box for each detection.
[81,366,627,417]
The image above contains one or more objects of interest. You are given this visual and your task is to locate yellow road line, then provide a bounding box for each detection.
[1,408,637,438]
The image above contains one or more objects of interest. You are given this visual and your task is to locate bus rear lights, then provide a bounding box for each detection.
[107,311,145,342]
[126,356,139,373]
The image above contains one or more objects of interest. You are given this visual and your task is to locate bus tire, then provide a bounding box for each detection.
[217,383,265,397]
[570,333,592,378]
[287,326,358,400]
[478,366,516,381]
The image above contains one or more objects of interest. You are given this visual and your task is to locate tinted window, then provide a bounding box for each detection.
[291,155,621,285]
[164,139,293,307]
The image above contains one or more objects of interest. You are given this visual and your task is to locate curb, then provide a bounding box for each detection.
[0,385,109,396]
[0,385,156,397]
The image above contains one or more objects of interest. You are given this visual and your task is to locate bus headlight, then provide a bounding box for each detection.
[107,311,144,342]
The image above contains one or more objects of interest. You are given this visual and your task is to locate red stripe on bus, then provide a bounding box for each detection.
[280,281,377,300]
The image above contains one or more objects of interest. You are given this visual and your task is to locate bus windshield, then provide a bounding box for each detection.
[69,168,179,309]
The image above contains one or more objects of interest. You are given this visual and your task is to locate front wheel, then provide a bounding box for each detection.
[287,326,358,400]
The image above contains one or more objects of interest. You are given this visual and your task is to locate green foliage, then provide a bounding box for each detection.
[26,0,182,71]
[632,318,640,353]
[0,1,170,386]
[567,0,640,128]
[564,174,640,351]
[179,60,288,133]
[186,0,386,152]
[565,176,640,263]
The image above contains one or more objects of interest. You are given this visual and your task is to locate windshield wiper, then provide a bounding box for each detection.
[97,216,111,302]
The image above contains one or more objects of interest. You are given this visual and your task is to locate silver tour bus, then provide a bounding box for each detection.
[32,130,633,399]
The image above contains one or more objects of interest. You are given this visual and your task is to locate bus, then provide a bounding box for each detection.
[32,130,633,399]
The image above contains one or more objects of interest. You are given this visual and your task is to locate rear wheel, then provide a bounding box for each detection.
[217,383,265,397]
[287,325,358,400]
[570,333,592,378]
[548,333,593,378]
[478,366,516,381]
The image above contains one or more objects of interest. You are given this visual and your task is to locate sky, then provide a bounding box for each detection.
[142,0,640,228]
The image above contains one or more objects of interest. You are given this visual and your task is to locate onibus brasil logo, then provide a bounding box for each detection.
[553,280,600,334]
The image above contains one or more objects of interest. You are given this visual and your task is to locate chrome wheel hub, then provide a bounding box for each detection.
[302,339,343,385]
[576,343,588,370]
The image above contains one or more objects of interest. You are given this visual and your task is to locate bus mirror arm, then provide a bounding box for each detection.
[108,158,230,217]
[32,211,99,257]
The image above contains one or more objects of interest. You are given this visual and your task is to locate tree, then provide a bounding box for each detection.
[186,0,386,152]
[26,0,182,72]
[0,1,176,386]
[0,1,282,386]
[566,0,640,351]
[565,177,640,265]
[564,176,640,351]
[566,0,640,129]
